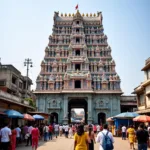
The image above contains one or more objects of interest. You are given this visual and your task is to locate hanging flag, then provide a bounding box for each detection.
[75,4,78,10]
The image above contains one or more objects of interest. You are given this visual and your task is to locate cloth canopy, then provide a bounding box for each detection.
[4,110,23,118]
[24,114,35,121]
[133,115,150,122]
[33,114,44,120]
[114,112,139,119]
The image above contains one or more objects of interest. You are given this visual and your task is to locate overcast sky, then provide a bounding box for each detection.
[0,0,150,95]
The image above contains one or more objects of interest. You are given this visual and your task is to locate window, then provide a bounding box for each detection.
[76,21,79,24]
[75,80,81,88]
[76,28,79,33]
[19,82,23,89]
[76,50,80,56]
[12,76,17,84]
[0,80,6,86]
[75,64,80,70]
[139,94,145,106]
[76,38,80,43]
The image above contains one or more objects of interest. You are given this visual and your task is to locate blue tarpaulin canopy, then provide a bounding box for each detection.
[4,110,23,118]
[33,114,44,120]
[114,112,139,119]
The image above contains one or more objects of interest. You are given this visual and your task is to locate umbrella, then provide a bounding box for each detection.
[114,112,139,119]
[24,114,35,121]
[4,110,24,118]
[33,114,44,120]
[106,117,114,122]
[133,115,150,122]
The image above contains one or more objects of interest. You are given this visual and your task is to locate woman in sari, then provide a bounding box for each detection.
[10,125,17,150]
[127,125,135,150]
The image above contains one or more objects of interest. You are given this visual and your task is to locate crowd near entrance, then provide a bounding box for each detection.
[68,98,87,124]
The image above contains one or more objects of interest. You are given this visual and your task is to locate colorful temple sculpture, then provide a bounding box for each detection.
[35,10,123,124]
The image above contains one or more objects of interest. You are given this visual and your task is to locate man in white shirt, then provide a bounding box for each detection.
[64,124,69,138]
[96,124,114,150]
[15,125,21,146]
[121,125,126,140]
[59,124,63,136]
[54,124,59,138]
[0,123,12,150]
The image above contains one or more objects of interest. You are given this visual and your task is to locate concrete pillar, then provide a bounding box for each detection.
[88,96,93,124]
[63,97,68,124]
[81,80,83,89]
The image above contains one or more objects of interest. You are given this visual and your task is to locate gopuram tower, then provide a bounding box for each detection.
[35,10,123,124]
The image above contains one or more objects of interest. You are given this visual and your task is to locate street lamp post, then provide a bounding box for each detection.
[24,58,33,98]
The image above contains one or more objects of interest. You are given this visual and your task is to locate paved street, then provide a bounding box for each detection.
[16,135,150,150]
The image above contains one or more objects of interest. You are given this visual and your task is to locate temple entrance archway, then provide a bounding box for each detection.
[98,112,106,125]
[68,98,87,124]
[50,112,58,124]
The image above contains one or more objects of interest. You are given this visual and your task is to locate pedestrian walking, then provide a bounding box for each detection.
[43,124,49,141]
[31,124,40,150]
[68,125,73,138]
[72,125,76,135]
[88,124,96,150]
[15,125,21,146]
[74,124,89,150]
[127,125,135,150]
[23,124,28,141]
[9,125,17,150]
[93,124,97,135]
[96,124,114,150]
[121,125,126,140]
[59,124,63,136]
[97,124,100,134]
[54,123,59,138]
[64,124,69,138]
[26,124,33,146]
[0,123,12,150]
[48,124,53,140]
[136,123,149,150]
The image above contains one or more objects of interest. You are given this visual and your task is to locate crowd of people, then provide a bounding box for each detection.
[121,123,150,150]
[0,122,150,150]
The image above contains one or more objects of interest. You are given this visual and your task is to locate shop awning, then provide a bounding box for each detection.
[136,109,150,114]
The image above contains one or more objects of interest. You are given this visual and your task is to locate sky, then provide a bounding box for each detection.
[0,0,150,97]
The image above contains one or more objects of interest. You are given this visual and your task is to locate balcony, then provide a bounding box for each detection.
[0,90,21,103]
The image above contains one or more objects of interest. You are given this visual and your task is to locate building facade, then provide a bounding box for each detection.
[133,57,150,114]
[35,10,123,124]
[120,95,137,112]
[0,64,35,113]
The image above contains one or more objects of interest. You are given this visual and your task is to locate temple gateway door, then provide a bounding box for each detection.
[68,98,87,124]
[98,112,106,125]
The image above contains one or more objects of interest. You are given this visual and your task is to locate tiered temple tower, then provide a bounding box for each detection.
[35,10,122,124]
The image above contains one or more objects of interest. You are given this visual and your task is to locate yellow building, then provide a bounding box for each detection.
[133,57,150,114]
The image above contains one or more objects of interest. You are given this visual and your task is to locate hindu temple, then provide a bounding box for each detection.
[35,10,123,124]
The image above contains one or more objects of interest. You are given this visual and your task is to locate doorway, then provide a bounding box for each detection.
[68,99,87,124]
[50,112,58,124]
[98,112,106,125]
